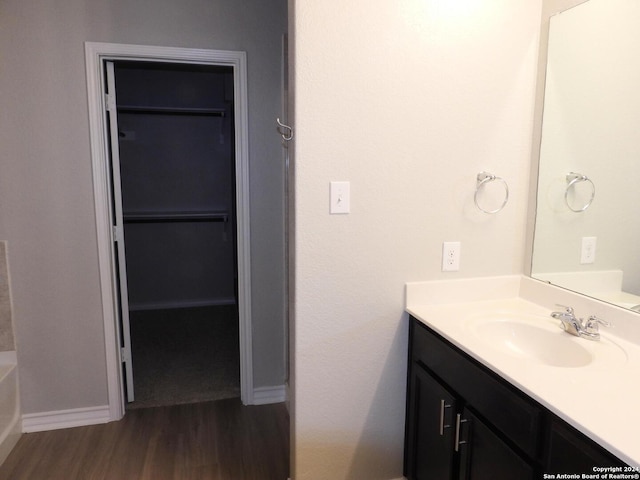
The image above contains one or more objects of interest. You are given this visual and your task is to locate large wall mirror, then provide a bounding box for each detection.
[531,0,640,311]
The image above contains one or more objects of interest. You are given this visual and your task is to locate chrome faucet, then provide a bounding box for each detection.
[551,305,582,336]
[550,305,611,341]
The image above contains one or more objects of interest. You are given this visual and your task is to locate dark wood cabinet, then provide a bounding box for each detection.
[458,408,535,480]
[404,316,627,479]
[406,365,457,479]
[545,417,623,474]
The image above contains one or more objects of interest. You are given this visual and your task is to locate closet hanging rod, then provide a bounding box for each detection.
[116,105,226,116]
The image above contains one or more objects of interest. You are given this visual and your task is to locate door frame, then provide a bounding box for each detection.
[85,42,253,420]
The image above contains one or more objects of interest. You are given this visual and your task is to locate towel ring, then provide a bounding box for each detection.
[474,172,509,214]
[565,172,595,212]
[276,118,293,141]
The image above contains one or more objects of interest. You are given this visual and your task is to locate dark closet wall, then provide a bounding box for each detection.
[116,63,237,310]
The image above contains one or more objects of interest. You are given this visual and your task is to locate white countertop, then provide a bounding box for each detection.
[406,275,640,468]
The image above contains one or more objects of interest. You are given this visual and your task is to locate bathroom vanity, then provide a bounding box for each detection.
[405,317,624,479]
[404,276,640,479]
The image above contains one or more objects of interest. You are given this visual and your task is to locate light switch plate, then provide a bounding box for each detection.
[330,181,350,214]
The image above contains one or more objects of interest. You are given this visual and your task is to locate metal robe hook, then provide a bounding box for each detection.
[276,117,293,141]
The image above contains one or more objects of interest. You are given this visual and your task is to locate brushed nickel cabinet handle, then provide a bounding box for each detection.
[454,413,469,452]
[439,399,452,435]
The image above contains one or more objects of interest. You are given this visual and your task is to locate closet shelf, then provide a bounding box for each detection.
[123,211,229,223]
[117,105,226,116]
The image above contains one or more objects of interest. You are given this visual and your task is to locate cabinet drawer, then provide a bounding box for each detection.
[411,317,542,458]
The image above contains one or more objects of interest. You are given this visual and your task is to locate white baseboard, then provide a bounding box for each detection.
[22,386,287,432]
[22,405,110,433]
[252,385,286,405]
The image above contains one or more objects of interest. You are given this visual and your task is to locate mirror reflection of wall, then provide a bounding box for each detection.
[532,0,640,307]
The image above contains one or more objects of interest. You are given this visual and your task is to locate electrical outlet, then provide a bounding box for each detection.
[442,241,461,272]
[581,236,596,264]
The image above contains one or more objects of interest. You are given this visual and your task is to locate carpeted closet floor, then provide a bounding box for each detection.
[127,305,240,409]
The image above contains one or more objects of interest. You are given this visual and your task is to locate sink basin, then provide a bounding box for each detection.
[465,312,627,368]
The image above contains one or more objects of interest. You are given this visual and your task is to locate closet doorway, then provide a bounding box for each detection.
[109,60,239,408]
[86,43,253,420]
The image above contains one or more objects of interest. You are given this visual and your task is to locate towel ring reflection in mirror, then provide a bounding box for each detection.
[565,172,595,213]
[474,172,509,214]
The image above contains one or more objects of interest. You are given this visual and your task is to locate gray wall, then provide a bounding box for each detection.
[0,0,287,414]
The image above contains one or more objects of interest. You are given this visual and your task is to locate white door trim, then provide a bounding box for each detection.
[84,42,253,420]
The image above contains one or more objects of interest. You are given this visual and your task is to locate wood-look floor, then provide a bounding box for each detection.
[0,399,289,480]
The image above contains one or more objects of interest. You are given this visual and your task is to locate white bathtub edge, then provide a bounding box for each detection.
[0,421,20,466]
[0,357,20,467]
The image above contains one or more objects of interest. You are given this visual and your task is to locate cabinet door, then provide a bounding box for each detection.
[545,418,625,474]
[458,408,534,480]
[406,365,457,480]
